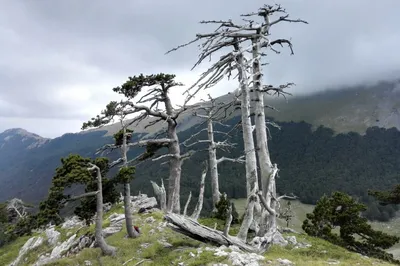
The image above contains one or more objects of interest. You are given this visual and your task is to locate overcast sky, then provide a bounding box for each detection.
[0,0,399,138]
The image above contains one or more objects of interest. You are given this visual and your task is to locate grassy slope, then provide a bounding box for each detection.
[0,203,396,266]
[232,198,400,259]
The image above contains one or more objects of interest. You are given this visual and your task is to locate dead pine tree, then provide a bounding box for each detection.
[165,3,306,250]
[239,4,307,243]
[167,19,261,243]
[82,101,139,239]
[182,94,245,211]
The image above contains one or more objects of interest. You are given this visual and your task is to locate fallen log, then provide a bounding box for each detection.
[164,213,262,253]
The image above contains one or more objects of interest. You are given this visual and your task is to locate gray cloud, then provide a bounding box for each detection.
[0,0,399,137]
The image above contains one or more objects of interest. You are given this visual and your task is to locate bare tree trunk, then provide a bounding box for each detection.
[234,42,259,241]
[183,191,192,216]
[235,43,259,197]
[237,191,257,241]
[122,128,139,238]
[93,166,116,256]
[165,213,261,253]
[165,95,182,214]
[151,179,167,211]
[223,203,233,237]
[191,162,208,220]
[251,39,278,237]
[208,119,220,210]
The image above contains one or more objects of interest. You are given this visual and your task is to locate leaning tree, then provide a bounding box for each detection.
[37,155,117,256]
[90,73,198,214]
[165,4,306,250]
[83,101,141,238]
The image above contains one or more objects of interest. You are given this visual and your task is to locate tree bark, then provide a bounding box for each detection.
[164,213,261,253]
[164,95,182,214]
[151,179,167,211]
[191,162,208,220]
[224,203,233,237]
[250,38,278,237]
[208,119,220,209]
[93,166,116,256]
[237,191,257,241]
[233,41,259,241]
[122,128,139,238]
[183,191,192,217]
[234,43,259,197]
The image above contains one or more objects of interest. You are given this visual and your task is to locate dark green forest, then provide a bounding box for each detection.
[126,117,400,222]
[1,117,399,222]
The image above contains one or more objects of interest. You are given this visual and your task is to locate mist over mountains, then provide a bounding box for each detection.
[0,79,399,220]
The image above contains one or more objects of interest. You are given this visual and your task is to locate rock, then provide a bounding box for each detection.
[103,202,112,213]
[276,258,294,265]
[145,216,156,223]
[189,252,196,257]
[295,242,312,249]
[102,213,125,237]
[250,231,288,250]
[286,236,297,246]
[108,213,125,224]
[68,234,95,255]
[33,235,77,266]
[212,245,265,266]
[140,243,151,249]
[61,216,84,229]
[131,194,158,211]
[327,259,340,265]
[102,226,122,238]
[84,261,92,266]
[50,234,77,259]
[158,239,173,248]
[45,227,60,247]
[149,229,156,235]
[9,236,44,266]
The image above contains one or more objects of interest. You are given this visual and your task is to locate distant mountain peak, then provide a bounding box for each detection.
[2,128,47,140]
[1,128,50,149]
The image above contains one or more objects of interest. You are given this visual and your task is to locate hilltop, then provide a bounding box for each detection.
[0,195,396,266]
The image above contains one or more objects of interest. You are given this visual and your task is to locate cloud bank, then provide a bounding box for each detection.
[0,0,399,137]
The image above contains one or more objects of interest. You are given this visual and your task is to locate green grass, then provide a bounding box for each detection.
[45,207,229,266]
[1,202,398,266]
[0,235,32,265]
[232,197,400,260]
[265,234,394,266]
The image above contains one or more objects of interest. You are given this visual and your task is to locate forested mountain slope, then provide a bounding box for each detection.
[0,80,399,221]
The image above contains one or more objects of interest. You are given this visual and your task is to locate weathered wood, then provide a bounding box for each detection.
[164,213,261,253]
[224,203,233,237]
[183,191,192,217]
[88,163,117,256]
[151,179,167,211]
[191,162,208,220]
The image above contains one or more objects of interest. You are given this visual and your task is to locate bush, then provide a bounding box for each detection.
[303,191,400,263]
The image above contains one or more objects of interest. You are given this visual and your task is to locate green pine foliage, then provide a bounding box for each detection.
[113,129,133,146]
[36,154,119,227]
[369,184,400,206]
[212,194,239,224]
[302,191,400,263]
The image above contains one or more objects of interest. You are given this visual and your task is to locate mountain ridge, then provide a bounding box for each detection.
[0,79,399,217]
